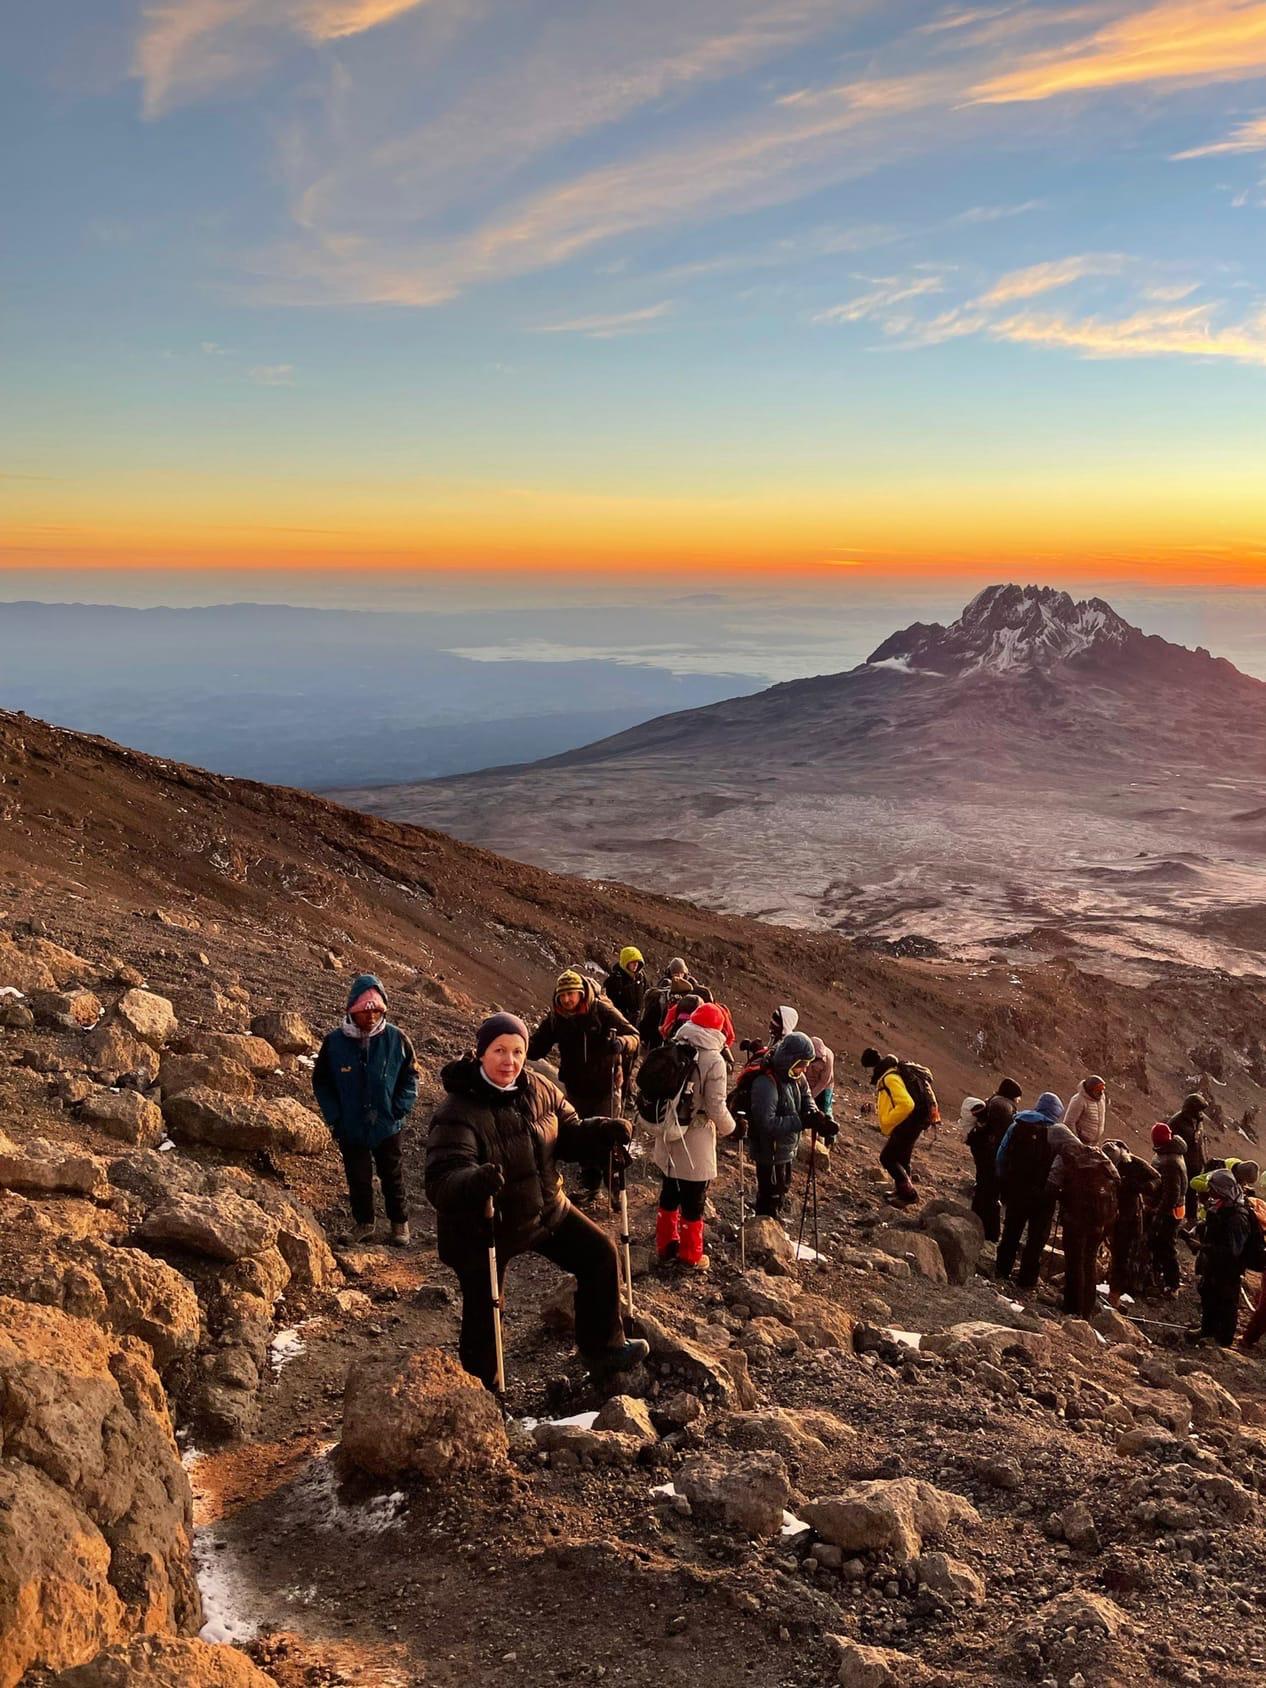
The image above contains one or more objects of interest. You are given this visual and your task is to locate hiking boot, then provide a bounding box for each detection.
[678,1219,709,1271]
[387,1221,411,1248]
[655,1208,680,1263]
[588,1338,651,1377]
[574,1183,604,1211]
[349,1221,377,1246]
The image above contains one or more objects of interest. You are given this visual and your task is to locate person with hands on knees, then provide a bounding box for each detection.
[425,1012,649,1389]
[312,973,418,1246]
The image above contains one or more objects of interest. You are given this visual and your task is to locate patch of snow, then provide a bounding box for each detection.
[512,1409,599,1434]
[292,1447,406,1537]
[650,1481,679,1499]
[884,1329,922,1350]
[296,1053,316,1069]
[1096,1281,1110,1295]
[794,1242,826,1262]
[998,1296,1025,1313]
[269,1328,307,1374]
[158,1138,176,1152]
[1120,1294,1135,1307]
[0,987,25,1000]
[780,1510,811,1538]
[194,1528,260,1646]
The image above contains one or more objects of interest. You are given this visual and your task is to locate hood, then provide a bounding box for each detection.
[771,1005,799,1037]
[346,972,387,1010]
[872,1054,899,1081]
[1083,1075,1106,1095]
[676,1020,726,1054]
[1034,1091,1065,1123]
[1155,1136,1184,1158]
[772,1031,815,1073]
[619,946,644,970]
[1181,1092,1210,1116]
[440,1053,526,1102]
[811,1036,829,1059]
[960,1095,986,1128]
[1208,1168,1245,1208]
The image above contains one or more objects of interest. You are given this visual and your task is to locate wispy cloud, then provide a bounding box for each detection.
[248,362,297,384]
[988,301,1266,365]
[1172,112,1266,157]
[532,302,675,339]
[976,253,1124,306]
[972,1,1266,104]
[813,275,945,325]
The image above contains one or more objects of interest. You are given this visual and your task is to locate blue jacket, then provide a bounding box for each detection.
[749,1032,819,1166]
[312,973,418,1149]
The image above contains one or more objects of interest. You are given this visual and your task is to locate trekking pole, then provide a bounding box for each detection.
[738,1134,747,1272]
[485,1196,505,1394]
[610,1150,634,1326]
[796,1132,817,1264]
[811,1131,820,1259]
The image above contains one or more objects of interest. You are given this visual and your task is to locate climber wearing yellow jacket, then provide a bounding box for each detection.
[862,1047,940,1206]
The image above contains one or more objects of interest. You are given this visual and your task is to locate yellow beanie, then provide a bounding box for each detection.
[619,946,644,969]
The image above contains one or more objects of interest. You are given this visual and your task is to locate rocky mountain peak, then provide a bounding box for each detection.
[866,583,1138,676]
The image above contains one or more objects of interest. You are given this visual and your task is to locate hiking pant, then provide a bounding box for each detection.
[340,1133,407,1227]
[997,1193,1056,1287]
[658,1175,707,1222]
[1199,1268,1242,1347]
[969,1138,1002,1243]
[880,1118,923,1192]
[567,1071,622,1194]
[1149,1213,1181,1292]
[814,1087,834,1118]
[1062,1212,1103,1318]
[1241,1274,1266,1347]
[754,1160,793,1218]
[442,1208,623,1389]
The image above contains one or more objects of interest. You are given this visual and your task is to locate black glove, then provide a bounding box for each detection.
[731,1115,748,1142]
[819,1119,839,1146]
[595,1115,632,1149]
[607,1029,627,1051]
[471,1162,504,1200]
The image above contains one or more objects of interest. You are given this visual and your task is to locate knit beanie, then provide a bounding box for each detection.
[1235,1161,1261,1186]
[476,1013,529,1058]
[1151,1122,1173,1146]
[860,1047,882,1072]
[690,1003,726,1032]
[554,969,585,997]
[666,957,688,977]
[998,1077,1023,1101]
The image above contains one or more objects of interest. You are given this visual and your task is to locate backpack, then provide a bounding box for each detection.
[897,1061,940,1129]
[1003,1117,1055,1193]
[727,1057,771,1120]
[635,1041,697,1131]
[1067,1153,1119,1231]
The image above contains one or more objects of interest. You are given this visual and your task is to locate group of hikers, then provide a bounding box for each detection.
[310,955,1266,1394]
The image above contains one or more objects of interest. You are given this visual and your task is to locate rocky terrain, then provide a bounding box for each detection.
[339,585,1266,980]
[5,703,1266,1686]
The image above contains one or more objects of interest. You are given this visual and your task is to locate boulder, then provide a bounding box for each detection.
[921,1212,982,1285]
[594,1394,656,1441]
[107,1151,206,1209]
[921,1321,1051,1366]
[0,938,57,993]
[917,1550,986,1604]
[79,1089,166,1149]
[1058,1498,1100,1553]
[341,1347,508,1480]
[30,1242,201,1371]
[676,1451,791,1538]
[632,1306,757,1408]
[161,1088,325,1156]
[84,1023,159,1088]
[742,1215,797,1275]
[724,1270,801,1324]
[0,1461,126,1687]
[137,1191,278,1262]
[871,1230,948,1285]
[49,1635,279,1686]
[0,1131,109,1199]
[798,1133,831,1171]
[829,1638,936,1688]
[186,1033,280,1075]
[247,1188,338,1291]
[0,1298,200,1655]
[803,1478,980,1561]
[531,1422,644,1466]
[17,937,97,986]
[1092,1305,1146,1345]
[1137,1356,1241,1424]
[249,1010,316,1055]
[793,1293,857,1350]
[1026,1588,1127,1638]
[159,1053,255,1100]
[721,1406,851,1468]
[113,990,178,1050]
[29,988,104,1030]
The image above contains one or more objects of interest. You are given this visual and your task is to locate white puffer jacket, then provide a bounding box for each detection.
[1065,1086,1107,1146]
[646,1021,737,1182]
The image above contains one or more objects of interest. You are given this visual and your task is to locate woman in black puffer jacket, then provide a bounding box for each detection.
[426,1012,649,1389]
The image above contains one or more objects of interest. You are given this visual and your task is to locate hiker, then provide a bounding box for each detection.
[769,1005,799,1043]
[639,957,712,1051]
[312,973,418,1246]
[748,1031,832,1218]
[1236,1170,1266,1348]
[1149,1122,1188,1298]
[646,1004,737,1270]
[425,1013,648,1387]
[1197,1169,1260,1347]
[1168,1093,1209,1224]
[1048,1129,1119,1317]
[528,969,639,1204]
[659,991,702,1043]
[603,946,647,1028]
[861,1047,939,1207]
[1064,1075,1108,1146]
[1102,1140,1160,1306]
[994,1091,1065,1287]
[807,1036,835,1118]
[967,1077,1023,1243]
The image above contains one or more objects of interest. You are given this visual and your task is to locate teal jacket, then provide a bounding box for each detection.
[312,973,418,1149]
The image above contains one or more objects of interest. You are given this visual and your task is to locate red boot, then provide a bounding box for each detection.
[678,1219,709,1270]
[656,1208,680,1262]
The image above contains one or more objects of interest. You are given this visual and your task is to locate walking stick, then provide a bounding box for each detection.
[796,1130,818,1264]
[738,1134,747,1273]
[485,1196,505,1394]
[610,1149,635,1326]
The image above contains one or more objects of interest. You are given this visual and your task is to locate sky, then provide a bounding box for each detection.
[4,0,1266,585]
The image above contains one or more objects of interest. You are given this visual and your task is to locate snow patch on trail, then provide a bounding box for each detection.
[290,1444,406,1537]
[513,1409,598,1434]
[884,1329,923,1350]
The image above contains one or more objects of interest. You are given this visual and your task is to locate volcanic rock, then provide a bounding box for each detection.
[341,1347,509,1480]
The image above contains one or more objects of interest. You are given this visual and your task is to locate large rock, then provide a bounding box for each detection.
[1137,1356,1241,1424]
[921,1321,1051,1366]
[921,1212,982,1285]
[49,1635,279,1686]
[829,1638,935,1688]
[916,1550,985,1604]
[159,1052,255,1100]
[1024,1588,1127,1638]
[187,1032,280,1075]
[803,1478,980,1560]
[0,1131,109,1199]
[632,1305,758,1408]
[341,1347,509,1480]
[31,1242,201,1371]
[79,1089,166,1149]
[724,1270,801,1324]
[113,990,178,1050]
[742,1215,798,1274]
[531,1422,644,1466]
[162,1088,325,1155]
[0,1298,200,1670]
[722,1406,853,1468]
[17,937,96,987]
[0,1461,126,1687]
[137,1191,278,1262]
[793,1293,857,1350]
[0,938,57,993]
[676,1451,791,1538]
[244,1186,339,1291]
[29,988,104,1030]
[84,1023,160,1088]
[249,1010,315,1055]
[871,1230,948,1285]
[594,1394,656,1441]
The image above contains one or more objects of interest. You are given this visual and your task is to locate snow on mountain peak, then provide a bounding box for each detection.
[867,583,1137,677]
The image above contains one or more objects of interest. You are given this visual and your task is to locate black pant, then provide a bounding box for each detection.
[659,1175,707,1221]
[1149,1212,1181,1291]
[1062,1212,1102,1317]
[1200,1270,1242,1346]
[443,1208,623,1389]
[340,1133,407,1226]
[969,1138,1001,1242]
[754,1160,792,1217]
[997,1193,1056,1286]
[880,1118,923,1192]
[567,1073,620,1193]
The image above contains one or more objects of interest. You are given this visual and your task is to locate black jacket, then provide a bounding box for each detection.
[1168,1104,1206,1177]
[426,1058,607,1255]
[603,964,646,1027]
[638,973,712,1049]
[970,1093,1015,1156]
[527,980,638,1114]
[1153,1140,1188,1215]
[1114,1155,1161,1232]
